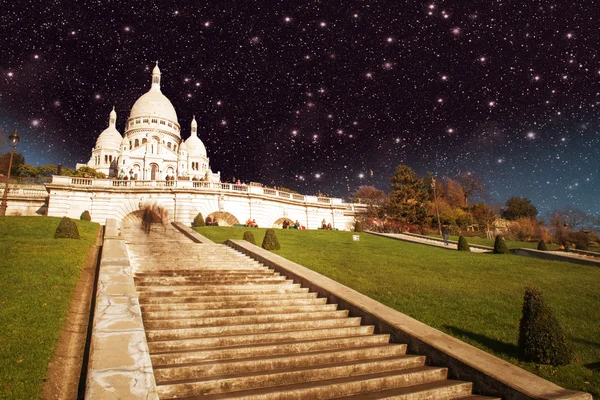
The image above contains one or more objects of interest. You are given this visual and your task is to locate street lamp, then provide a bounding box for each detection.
[0,129,21,216]
[431,176,442,236]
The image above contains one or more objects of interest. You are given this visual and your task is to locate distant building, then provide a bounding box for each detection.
[78,63,220,182]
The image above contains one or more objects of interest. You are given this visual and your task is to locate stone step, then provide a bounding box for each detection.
[136,269,274,277]
[135,276,289,286]
[139,292,318,304]
[144,310,349,329]
[146,317,363,341]
[154,345,417,382]
[151,335,396,366]
[157,365,449,398]
[148,325,376,353]
[136,283,303,293]
[455,396,502,400]
[138,287,309,298]
[141,297,328,312]
[144,303,339,320]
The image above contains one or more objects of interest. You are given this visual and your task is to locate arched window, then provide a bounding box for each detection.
[151,118,158,124]
[129,141,132,148]
[105,155,108,163]
[174,145,177,152]
[167,142,172,149]
[109,155,113,162]
[135,139,139,147]
[142,138,147,144]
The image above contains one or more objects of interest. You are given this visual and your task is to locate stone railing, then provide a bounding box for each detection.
[0,185,48,198]
[48,175,366,211]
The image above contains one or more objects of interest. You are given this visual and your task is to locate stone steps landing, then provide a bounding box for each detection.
[131,241,497,400]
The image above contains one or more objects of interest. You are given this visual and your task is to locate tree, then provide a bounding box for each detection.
[471,202,497,232]
[74,166,106,178]
[493,235,509,254]
[351,185,388,219]
[445,178,465,208]
[387,165,429,225]
[501,197,538,220]
[0,152,25,175]
[457,171,486,207]
[16,163,40,178]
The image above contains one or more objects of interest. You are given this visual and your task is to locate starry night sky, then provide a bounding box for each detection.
[1,1,598,213]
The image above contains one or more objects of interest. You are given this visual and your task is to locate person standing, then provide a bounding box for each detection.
[442,226,449,245]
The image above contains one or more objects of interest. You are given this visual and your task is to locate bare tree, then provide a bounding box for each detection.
[457,171,487,207]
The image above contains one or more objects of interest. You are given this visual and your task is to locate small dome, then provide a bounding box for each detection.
[96,125,122,149]
[185,135,207,157]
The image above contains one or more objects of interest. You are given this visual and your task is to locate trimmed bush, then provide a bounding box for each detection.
[518,287,574,366]
[243,231,256,245]
[569,232,589,250]
[54,217,80,239]
[192,212,205,227]
[80,210,91,221]
[262,229,281,250]
[493,235,510,254]
[457,235,470,251]
[537,240,548,251]
[354,221,363,232]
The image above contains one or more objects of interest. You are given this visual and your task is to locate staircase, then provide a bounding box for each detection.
[127,230,499,399]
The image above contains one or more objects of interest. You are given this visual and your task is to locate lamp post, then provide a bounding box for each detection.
[431,176,442,236]
[0,129,21,216]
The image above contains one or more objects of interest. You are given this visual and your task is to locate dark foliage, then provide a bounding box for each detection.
[518,287,574,366]
[493,235,510,254]
[192,212,205,227]
[354,221,363,232]
[262,229,281,250]
[80,210,91,221]
[457,235,470,251]
[243,231,256,245]
[501,197,538,220]
[537,240,548,251]
[569,232,589,250]
[54,217,80,239]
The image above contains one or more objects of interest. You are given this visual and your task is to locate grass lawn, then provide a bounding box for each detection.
[197,226,600,397]
[0,217,99,399]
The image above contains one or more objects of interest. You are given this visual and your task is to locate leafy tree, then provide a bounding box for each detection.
[537,240,548,251]
[493,235,509,254]
[16,163,40,178]
[192,213,205,227]
[80,211,92,221]
[457,236,470,251]
[74,166,106,178]
[501,197,538,220]
[262,229,280,250]
[54,217,80,239]
[387,165,429,225]
[471,202,497,232]
[243,231,256,245]
[445,178,465,208]
[0,152,25,175]
[351,185,388,219]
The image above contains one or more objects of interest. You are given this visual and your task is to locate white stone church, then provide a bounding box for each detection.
[78,63,220,182]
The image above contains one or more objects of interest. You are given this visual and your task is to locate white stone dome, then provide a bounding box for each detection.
[96,107,122,149]
[129,62,178,123]
[185,135,207,157]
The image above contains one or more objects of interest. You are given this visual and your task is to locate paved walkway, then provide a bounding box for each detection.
[368,231,491,253]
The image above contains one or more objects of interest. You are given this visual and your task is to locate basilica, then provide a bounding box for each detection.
[79,63,220,182]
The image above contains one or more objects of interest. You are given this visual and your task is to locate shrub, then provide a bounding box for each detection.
[262,229,280,250]
[243,231,256,245]
[80,210,91,221]
[493,235,510,254]
[457,236,470,251]
[354,221,363,232]
[54,217,80,239]
[518,287,574,366]
[569,232,589,250]
[192,212,205,227]
[537,240,548,251]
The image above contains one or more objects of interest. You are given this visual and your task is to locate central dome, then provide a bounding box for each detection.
[129,63,178,123]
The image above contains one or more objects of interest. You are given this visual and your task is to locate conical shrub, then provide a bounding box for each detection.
[354,221,363,232]
[192,212,205,227]
[537,240,548,251]
[518,287,574,366]
[457,235,470,251]
[493,235,509,254]
[243,231,256,245]
[80,210,91,221]
[262,229,280,250]
[54,217,80,239]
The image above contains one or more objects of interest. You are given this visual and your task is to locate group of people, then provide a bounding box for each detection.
[245,219,258,228]
[205,216,218,226]
[282,220,302,229]
[321,219,333,230]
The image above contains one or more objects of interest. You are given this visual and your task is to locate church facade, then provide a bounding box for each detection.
[79,63,220,182]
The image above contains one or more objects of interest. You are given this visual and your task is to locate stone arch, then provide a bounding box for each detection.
[206,211,239,226]
[273,217,294,229]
